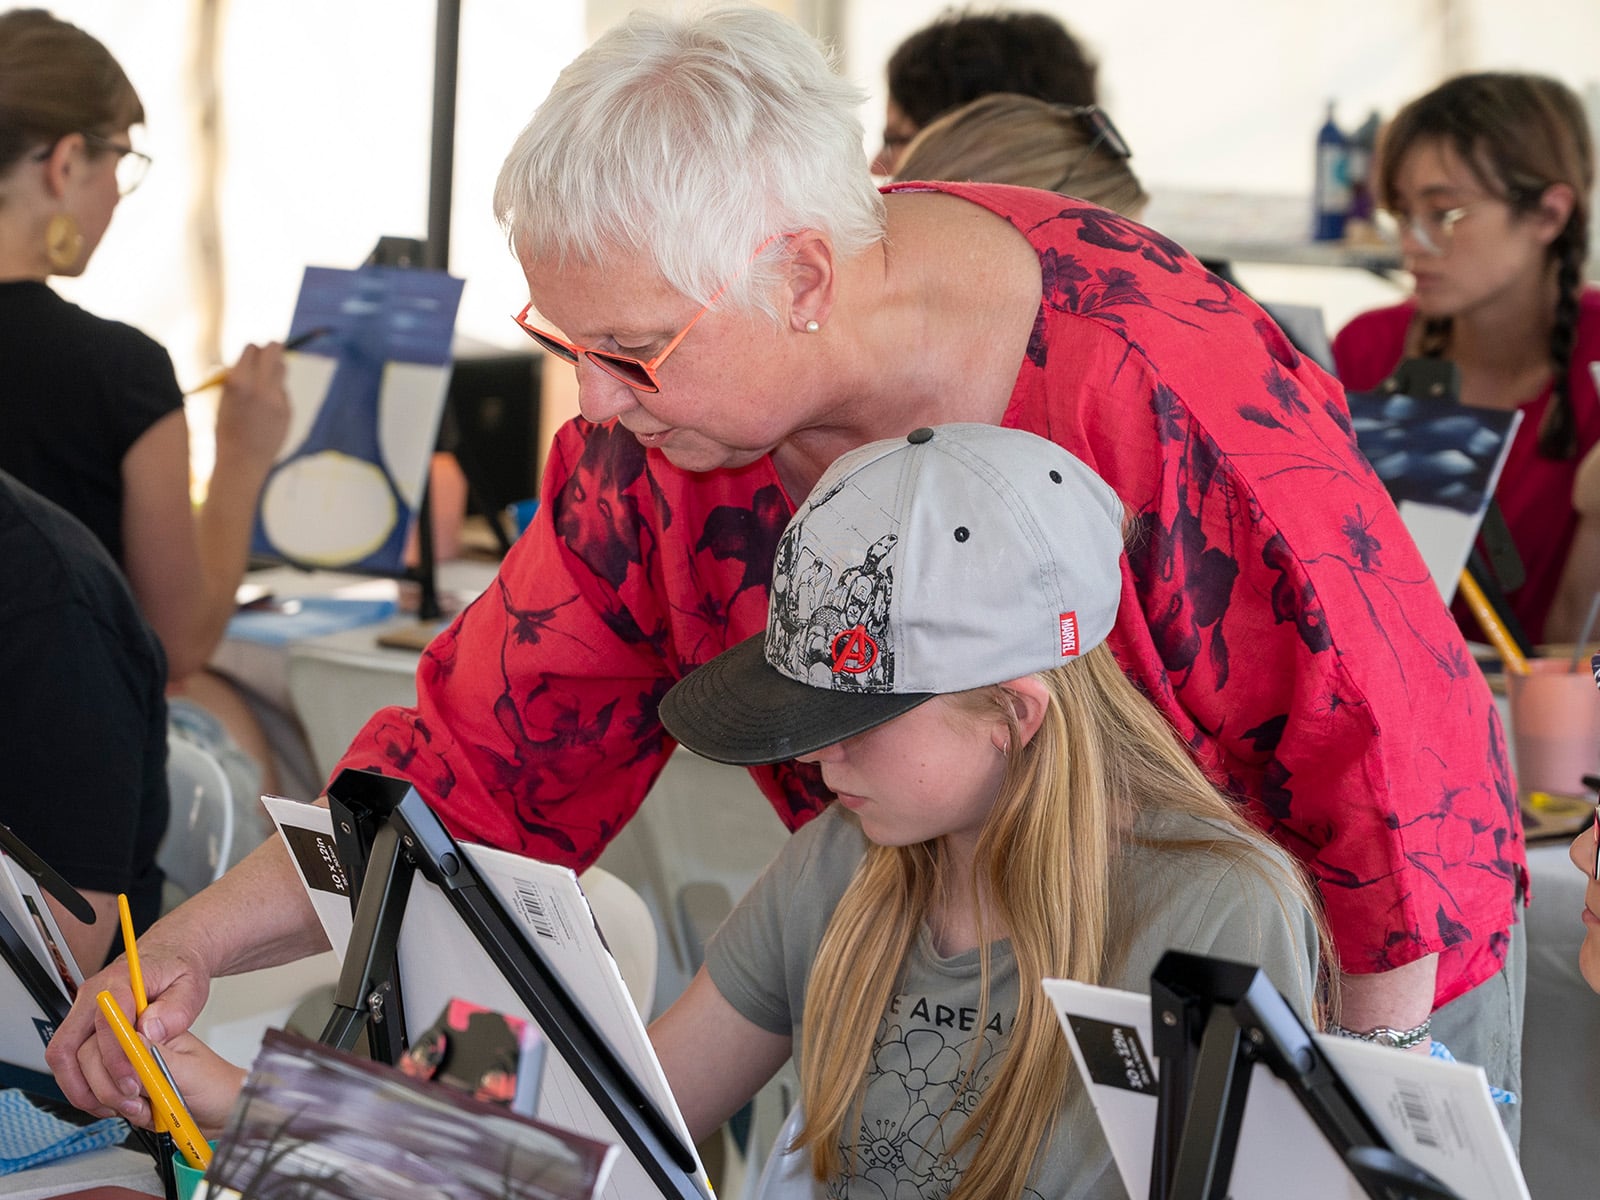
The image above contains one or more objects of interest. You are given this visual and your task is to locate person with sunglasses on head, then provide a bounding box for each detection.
[0,8,294,813]
[871,7,1098,177]
[893,93,1147,220]
[1332,72,1599,647]
[51,6,1522,1145]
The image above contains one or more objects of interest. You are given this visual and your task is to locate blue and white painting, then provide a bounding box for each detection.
[251,265,465,573]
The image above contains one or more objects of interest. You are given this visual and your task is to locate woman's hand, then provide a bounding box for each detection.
[47,937,216,1120]
[213,342,290,474]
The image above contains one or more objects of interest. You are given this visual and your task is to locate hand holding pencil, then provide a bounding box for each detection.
[185,326,331,395]
[109,895,243,1148]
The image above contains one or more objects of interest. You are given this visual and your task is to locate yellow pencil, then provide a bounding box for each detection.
[118,894,176,1136]
[1458,570,1529,675]
[116,895,148,1012]
[96,991,212,1170]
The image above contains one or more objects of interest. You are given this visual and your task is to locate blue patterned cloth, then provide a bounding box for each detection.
[1429,1040,1518,1106]
[0,1089,129,1175]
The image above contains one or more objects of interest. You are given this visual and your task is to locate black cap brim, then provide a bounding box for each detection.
[659,633,935,766]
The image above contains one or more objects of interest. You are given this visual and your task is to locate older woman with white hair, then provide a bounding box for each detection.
[55,3,1524,1147]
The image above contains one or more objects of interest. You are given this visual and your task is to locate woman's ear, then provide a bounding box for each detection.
[993,676,1049,752]
[1533,182,1578,245]
[37,133,84,199]
[784,229,837,333]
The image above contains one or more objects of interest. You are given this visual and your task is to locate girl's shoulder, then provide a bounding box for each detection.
[1331,301,1416,390]
[1123,807,1301,895]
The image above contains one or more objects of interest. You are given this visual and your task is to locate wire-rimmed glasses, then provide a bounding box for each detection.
[31,131,152,197]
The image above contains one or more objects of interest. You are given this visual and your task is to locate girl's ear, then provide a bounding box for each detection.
[993,676,1049,753]
[1533,181,1577,245]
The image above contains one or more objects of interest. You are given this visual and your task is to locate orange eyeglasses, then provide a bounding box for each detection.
[513,233,787,393]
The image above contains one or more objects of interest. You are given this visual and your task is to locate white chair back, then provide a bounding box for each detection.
[749,1100,810,1200]
[578,865,659,1018]
[159,732,236,901]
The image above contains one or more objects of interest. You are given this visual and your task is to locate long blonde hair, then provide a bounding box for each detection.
[794,644,1328,1198]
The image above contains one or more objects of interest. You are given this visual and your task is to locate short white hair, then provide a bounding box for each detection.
[493,5,886,320]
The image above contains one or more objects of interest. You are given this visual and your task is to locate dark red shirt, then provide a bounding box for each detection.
[336,183,1523,1008]
[1332,290,1600,644]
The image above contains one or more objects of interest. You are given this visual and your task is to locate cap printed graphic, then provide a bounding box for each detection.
[659,424,1126,765]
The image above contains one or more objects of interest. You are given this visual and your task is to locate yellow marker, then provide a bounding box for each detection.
[1458,570,1529,675]
[95,991,212,1171]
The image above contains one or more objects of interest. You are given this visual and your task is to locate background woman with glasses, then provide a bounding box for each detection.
[1332,72,1599,646]
[0,10,291,812]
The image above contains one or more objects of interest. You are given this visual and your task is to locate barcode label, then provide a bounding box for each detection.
[1396,1079,1440,1150]
[513,879,561,944]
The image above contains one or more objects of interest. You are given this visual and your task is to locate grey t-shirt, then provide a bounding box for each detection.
[705,803,1318,1199]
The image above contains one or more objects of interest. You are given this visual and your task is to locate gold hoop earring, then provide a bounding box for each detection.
[45,212,83,272]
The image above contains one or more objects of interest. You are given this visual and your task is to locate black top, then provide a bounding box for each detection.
[0,470,168,941]
[0,281,184,567]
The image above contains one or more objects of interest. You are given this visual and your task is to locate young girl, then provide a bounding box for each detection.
[652,424,1323,1199]
[1332,72,1598,645]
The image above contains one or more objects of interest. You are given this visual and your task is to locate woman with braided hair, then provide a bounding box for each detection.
[1333,72,1598,644]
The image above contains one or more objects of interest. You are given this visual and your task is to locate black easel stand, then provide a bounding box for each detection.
[317,768,709,1200]
[1147,951,1461,1200]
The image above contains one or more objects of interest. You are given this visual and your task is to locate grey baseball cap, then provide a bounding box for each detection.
[659,423,1126,765]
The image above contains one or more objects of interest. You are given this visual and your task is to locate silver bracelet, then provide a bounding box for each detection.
[1331,1018,1432,1050]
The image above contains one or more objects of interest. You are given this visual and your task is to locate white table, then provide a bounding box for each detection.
[210,559,500,793]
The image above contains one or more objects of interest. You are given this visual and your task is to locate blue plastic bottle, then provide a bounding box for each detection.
[1312,101,1351,241]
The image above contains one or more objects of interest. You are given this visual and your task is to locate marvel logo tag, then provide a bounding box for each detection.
[1059,611,1080,657]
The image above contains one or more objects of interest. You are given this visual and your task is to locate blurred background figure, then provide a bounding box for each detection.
[0,469,168,967]
[872,7,1097,176]
[0,8,290,827]
[1332,72,1598,646]
[895,92,1147,219]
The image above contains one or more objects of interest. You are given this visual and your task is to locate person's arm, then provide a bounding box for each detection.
[120,343,288,680]
[649,966,792,1144]
[46,833,328,1119]
[326,417,758,870]
[1336,956,1438,1051]
[1102,352,1517,1036]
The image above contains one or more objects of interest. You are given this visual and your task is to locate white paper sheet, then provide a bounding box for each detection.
[0,852,78,1076]
[1043,978,1529,1200]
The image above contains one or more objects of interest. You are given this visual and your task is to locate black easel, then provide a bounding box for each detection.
[1147,951,1461,1200]
[317,768,710,1200]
